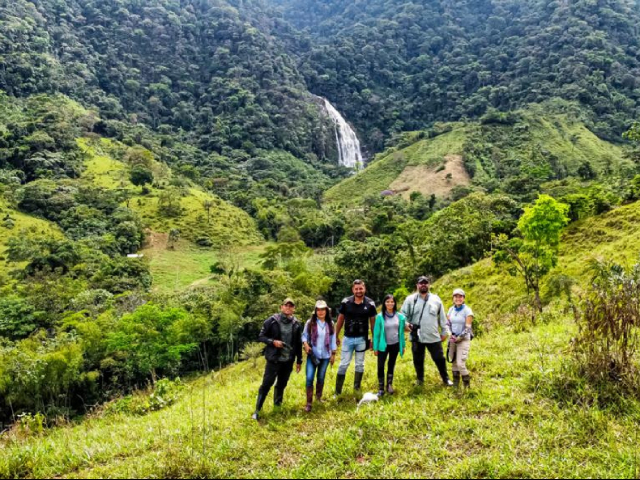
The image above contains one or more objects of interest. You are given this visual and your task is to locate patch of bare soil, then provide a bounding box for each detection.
[389,154,471,199]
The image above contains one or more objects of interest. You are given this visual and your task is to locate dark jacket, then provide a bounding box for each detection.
[258,314,303,365]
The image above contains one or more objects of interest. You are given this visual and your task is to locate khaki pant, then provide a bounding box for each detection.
[449,339,471,376]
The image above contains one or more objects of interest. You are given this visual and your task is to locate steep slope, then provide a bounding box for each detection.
[78,137,263,248]
[274,0,640,149]
[0,0,338,163]
[3,202,640,478]
[0,201,62,277]
[324,103,633,205]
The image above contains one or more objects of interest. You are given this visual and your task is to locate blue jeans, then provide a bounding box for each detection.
[306,358,330,388]
[338,336,367,375]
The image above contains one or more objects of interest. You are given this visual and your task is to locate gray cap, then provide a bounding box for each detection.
[282,298,296,306]
[453,289,466,297]
[417,276,431,284]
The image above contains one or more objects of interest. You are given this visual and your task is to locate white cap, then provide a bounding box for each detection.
[315,300,329,310]
[453,289,466,297]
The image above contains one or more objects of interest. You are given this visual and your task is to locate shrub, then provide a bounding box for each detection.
[240,343,264,367]
[105,378,183,416]
[573,259,640,393]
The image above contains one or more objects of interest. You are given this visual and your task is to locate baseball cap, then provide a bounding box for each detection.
[282,298,296,306]
[315,300,329,310]
[417,276,431,284]
[453,289,466,297]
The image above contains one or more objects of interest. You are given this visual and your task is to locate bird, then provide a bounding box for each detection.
[357,392,380,409]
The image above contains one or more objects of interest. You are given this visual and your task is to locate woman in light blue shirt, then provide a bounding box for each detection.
[302,300,337,412]
[447,289,475,389]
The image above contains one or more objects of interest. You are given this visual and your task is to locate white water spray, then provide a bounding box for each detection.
[322,98,364,170]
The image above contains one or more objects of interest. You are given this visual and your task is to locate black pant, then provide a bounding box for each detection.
[412,341,449,382]
[259,360,294,405]
[378,343,400,383]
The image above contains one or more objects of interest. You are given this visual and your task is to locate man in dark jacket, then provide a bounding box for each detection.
[252,298,303,421]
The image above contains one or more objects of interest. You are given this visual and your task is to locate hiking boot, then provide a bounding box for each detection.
[453,372,461,388]
[387,374,395,395]
[316,383,325,403]
[253,393,266,421]
[335,374,346,396]
[415,379,424,387]
[354,372,364,392]
[463,375,471,389]
[305,387,313,413]
[274,387,284,407]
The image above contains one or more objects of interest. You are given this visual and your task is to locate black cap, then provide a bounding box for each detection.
[417,276,431,284]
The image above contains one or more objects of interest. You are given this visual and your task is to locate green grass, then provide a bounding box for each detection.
[0,201,62,277]
[3,203,640,478]
[2,317,639,479]
[324,129,467,205]
[78,137,264,247]
[145,241,268,293]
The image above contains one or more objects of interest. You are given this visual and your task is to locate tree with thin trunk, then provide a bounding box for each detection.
[494,195,569,312]
[202,199,215,224]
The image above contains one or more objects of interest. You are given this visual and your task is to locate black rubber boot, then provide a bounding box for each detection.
[274,387,284,407]
[463,375,471,389]
[378,379,385,397]
[335,374,346,396]
[453,372,461,388]
[387,374,395,395]
[354,372,364,392]
[252,393,266,421]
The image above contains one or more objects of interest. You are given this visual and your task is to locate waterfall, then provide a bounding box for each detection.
[322,98,364,170]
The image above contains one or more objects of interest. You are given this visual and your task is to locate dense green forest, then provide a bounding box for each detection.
[274,0,640,150]
[2,0,640,433]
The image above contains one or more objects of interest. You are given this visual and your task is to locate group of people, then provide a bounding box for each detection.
[252,277,475,420]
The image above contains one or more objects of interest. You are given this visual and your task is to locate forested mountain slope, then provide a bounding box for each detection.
[0,0,340,162]
[273,0,640,150]
[325,102,634,205]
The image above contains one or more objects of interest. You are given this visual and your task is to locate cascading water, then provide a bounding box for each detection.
[322,98,364,170]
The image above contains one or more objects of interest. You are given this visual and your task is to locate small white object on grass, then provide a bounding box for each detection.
[357,392,380,409]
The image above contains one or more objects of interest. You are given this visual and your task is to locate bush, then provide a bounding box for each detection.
[240,343,264,367]
[105,378,183,416]
[573,259,640,393]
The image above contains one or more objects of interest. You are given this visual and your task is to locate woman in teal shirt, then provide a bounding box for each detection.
[373,294,408,396]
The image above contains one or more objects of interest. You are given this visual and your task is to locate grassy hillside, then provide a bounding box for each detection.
[437,200,640,319]
[0,200,62,277]
[3,202,640,479]
[324,104,633,206]
[79,138,263,248]
[143,238,267,293]
[324,128,467,204]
